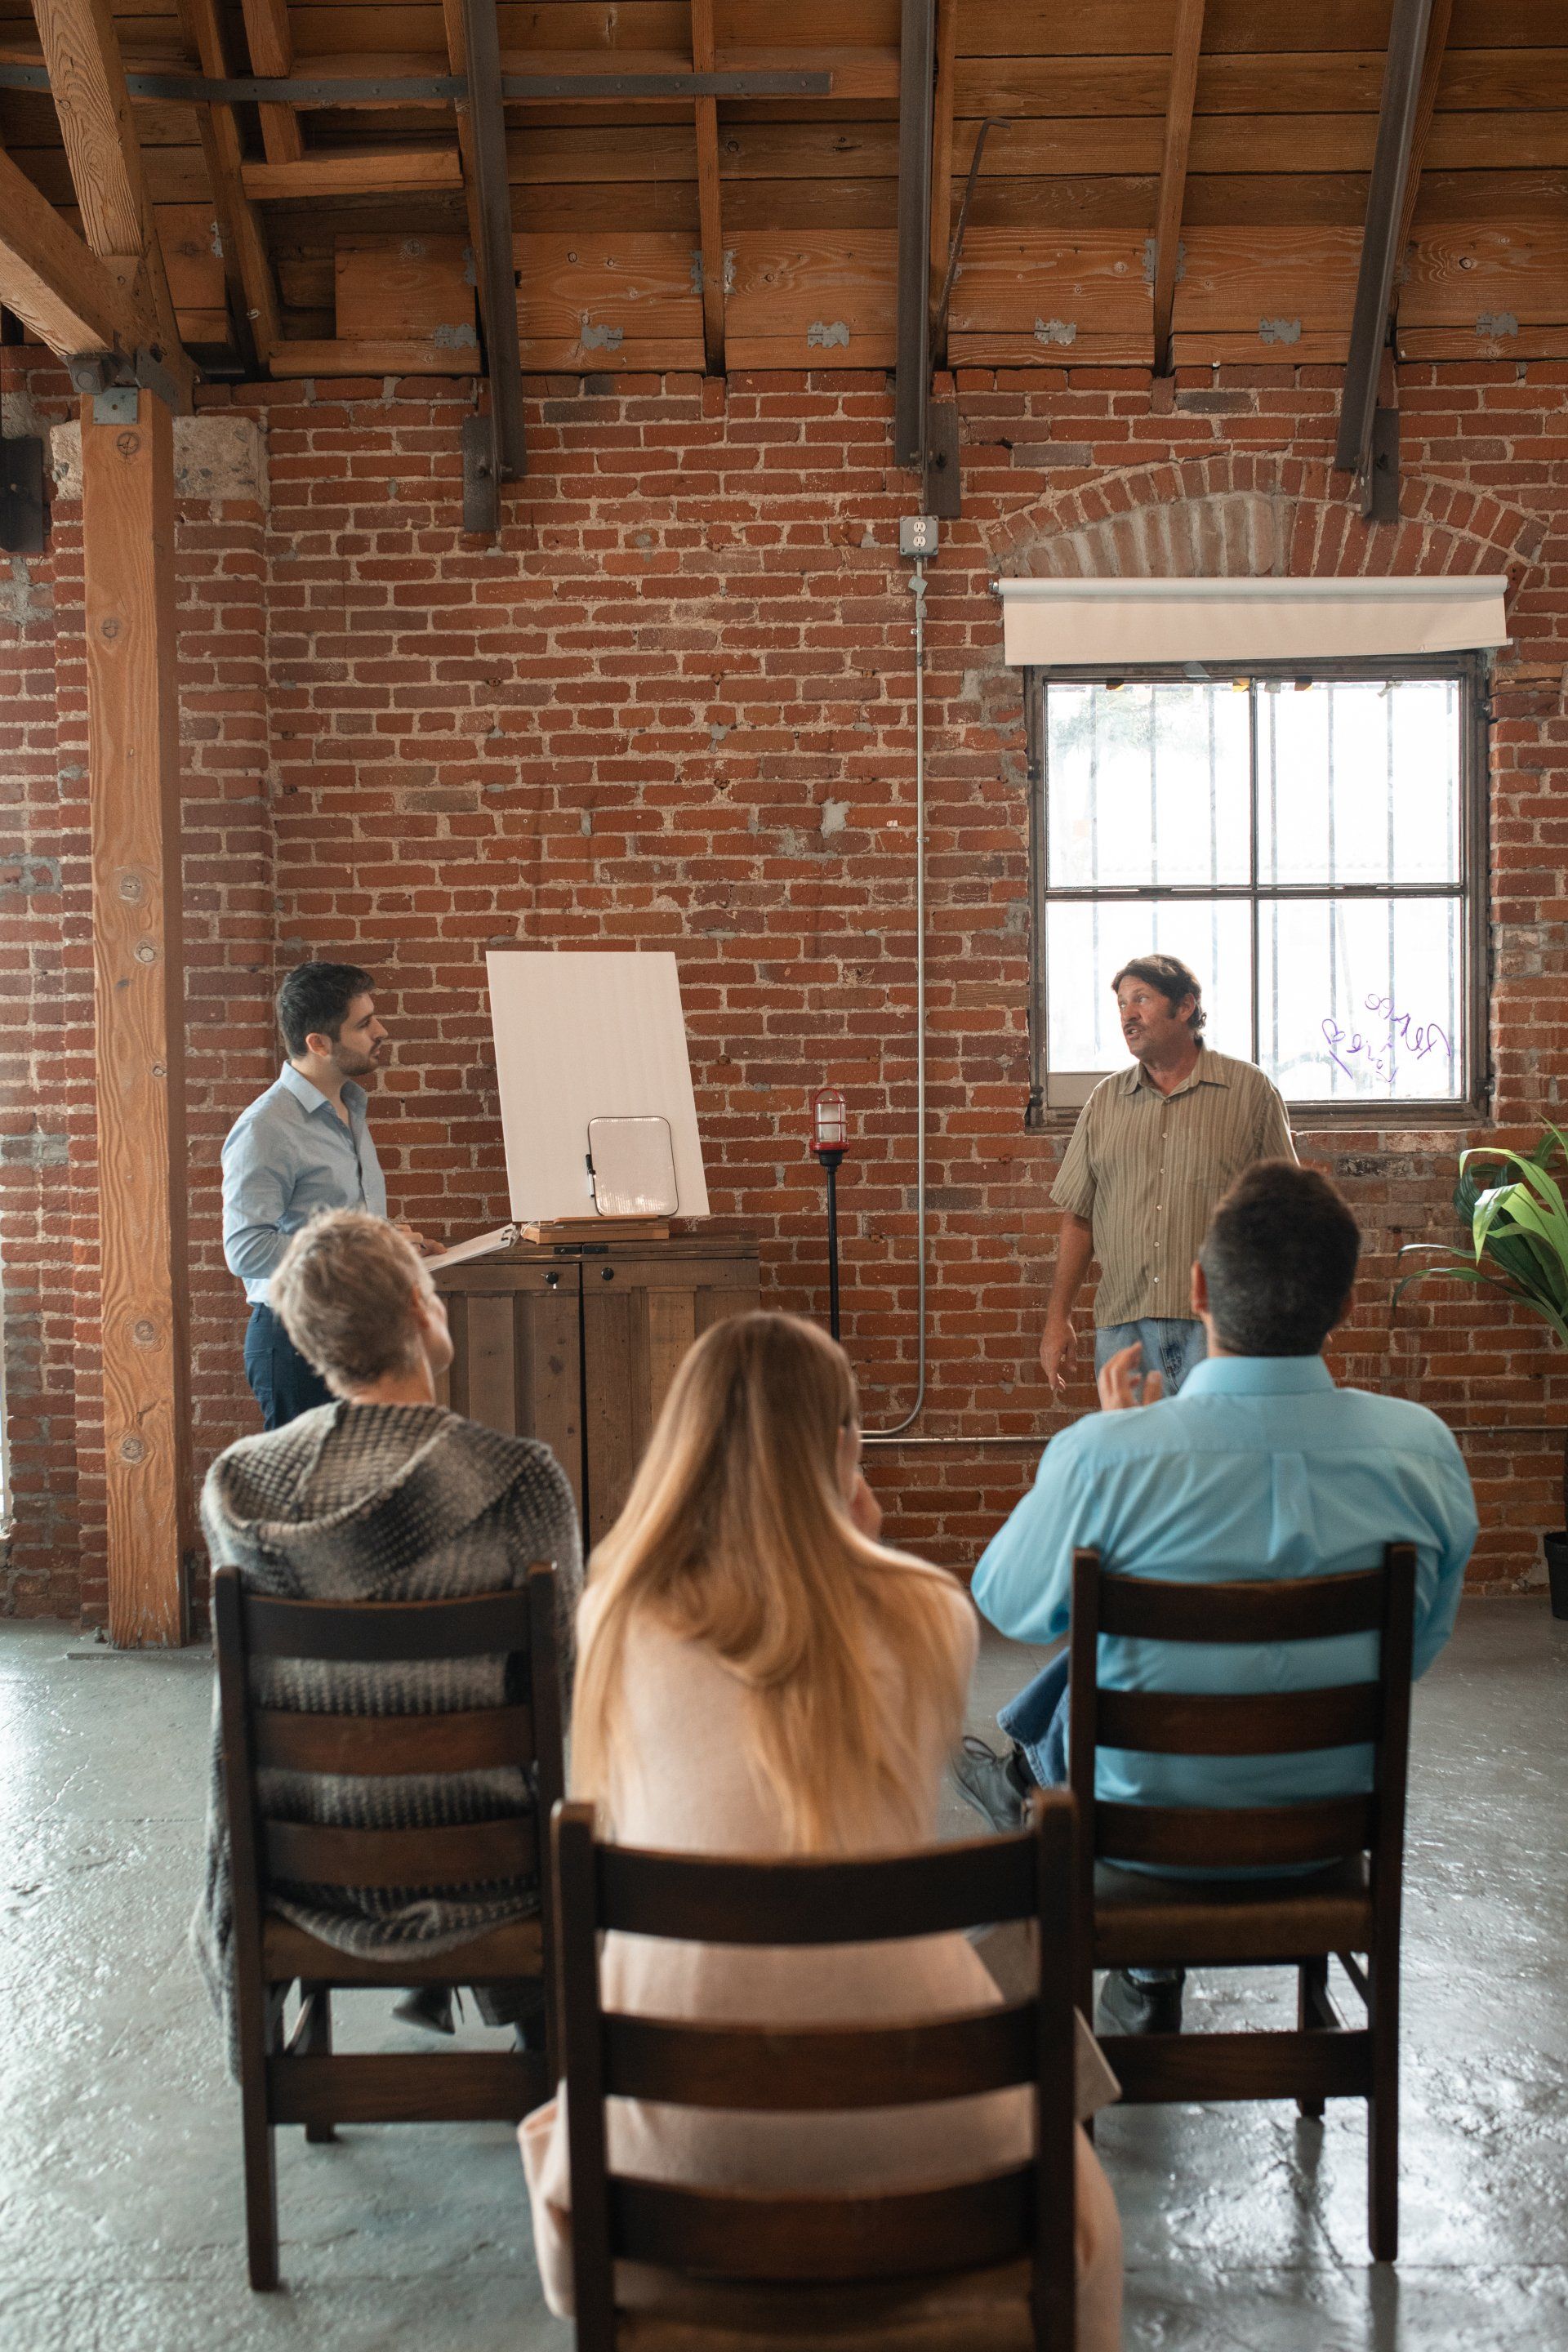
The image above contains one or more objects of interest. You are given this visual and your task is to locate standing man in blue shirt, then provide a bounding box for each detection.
[222,962,436,1428]
[958,1160,1477,2038]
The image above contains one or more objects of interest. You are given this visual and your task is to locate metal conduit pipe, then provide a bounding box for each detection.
[865,555,929,1441]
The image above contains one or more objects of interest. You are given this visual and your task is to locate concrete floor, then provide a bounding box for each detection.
[1,1606,1564,2351]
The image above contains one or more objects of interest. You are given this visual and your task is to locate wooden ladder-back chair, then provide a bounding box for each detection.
[552,1790,1081,2351]
[212,1560,565,2290]
[1067,1541,1417,2263]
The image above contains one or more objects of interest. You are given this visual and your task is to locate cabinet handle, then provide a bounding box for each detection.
[545,1272,559,1288]
[601,1267,616,1281]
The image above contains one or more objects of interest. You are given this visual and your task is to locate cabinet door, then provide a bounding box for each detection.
[581,1255,759,1544]
[436,1263,585,1520]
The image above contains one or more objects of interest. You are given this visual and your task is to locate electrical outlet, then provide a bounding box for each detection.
[898,515,939,558]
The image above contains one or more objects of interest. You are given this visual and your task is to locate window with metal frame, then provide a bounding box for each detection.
[1023,657,1489,1121]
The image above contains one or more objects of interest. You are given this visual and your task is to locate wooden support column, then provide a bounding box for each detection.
[81,385,191,1646]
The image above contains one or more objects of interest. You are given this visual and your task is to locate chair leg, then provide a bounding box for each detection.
[298,1983,338,2145]
[1297,1958,1329,2122]
[239,2052,279,2290]
[1368,1956,1399,2262]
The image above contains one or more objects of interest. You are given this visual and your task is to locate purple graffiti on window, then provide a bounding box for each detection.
[1321,994,1452,1085]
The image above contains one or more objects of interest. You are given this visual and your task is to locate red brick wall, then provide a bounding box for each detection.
[2,350,1565,1622]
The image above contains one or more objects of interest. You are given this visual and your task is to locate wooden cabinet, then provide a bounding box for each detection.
[434,1236,759,1548]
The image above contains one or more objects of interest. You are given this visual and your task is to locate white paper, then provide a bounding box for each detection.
[425,1223,519,1271]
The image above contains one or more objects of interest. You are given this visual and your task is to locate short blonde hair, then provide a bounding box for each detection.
[270,1210,431,1395]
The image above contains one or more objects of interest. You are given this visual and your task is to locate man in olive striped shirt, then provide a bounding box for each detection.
[1040,954,1295,1401]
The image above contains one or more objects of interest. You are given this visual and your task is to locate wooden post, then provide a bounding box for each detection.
[82,385,191,1646]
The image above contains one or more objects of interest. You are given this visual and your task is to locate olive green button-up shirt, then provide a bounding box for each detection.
[1051,1048,1296,1328]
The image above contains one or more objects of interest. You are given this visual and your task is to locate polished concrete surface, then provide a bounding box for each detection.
[1,1604,1564,2350]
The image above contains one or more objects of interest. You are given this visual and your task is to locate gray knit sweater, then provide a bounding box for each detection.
[190,1400,581,2074]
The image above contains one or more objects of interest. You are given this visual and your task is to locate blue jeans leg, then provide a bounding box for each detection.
[1094,1317,1206,1396]
[244,1303,332,1431]
[997,1651,1071,1788]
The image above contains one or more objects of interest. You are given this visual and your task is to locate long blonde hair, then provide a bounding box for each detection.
[571,1312,968,1851]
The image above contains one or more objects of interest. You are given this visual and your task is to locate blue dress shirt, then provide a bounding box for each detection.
[971,1356,1478,1814]
[221,1065,389,1304]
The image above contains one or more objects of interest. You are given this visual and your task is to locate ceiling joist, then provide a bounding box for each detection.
[237,0,303,167]
[455,0,525,482]
[172,0,281,364]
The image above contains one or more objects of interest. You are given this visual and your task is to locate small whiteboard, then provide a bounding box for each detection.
[486,952,710,1223]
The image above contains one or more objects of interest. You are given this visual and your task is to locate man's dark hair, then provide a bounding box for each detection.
[1199,1160,1360,1357]
[1111,953,1206,1036]
[276,962,376,1059]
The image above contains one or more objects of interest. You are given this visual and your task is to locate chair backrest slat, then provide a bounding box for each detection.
[1097,1794,1376,1872]
[1096,1683,1381,1757]
[240,1588,532,1661]
[594,1835,1037,1944]
[553,1794,1079,2345]
[1096,1568,1385,1643]
[608,2169,1035,2283]
[264,1815,537,1891]
[601,2004,1036,2112]
[252,1704,536,1776]
[1068,1545,1419,1899]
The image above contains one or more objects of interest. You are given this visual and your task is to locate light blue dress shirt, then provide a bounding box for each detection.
[971,1356,1478,1814]
[221,1065,389,1304]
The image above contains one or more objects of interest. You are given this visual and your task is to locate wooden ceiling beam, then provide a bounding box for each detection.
[1335,0,1432,483]
[893,0,936,469]
[927,0,957,363]
[242,148,464,200]
[690,0,724,372]
[0,134,150,352]
[454,0,525,476]
[29,0,193,398]
[172,0,281,362]
[1150,0,1205,378]
[238,0,305,167]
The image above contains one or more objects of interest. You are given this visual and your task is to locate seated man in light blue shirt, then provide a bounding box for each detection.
[222,961,435,1429]
[958,1160,1477,2039]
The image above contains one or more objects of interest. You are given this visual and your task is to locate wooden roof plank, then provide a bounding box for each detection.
[243,145,465,197]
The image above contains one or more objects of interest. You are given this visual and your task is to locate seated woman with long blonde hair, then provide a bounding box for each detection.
[521,1311,1121,2347]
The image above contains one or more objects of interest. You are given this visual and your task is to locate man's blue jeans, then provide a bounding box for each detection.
[1093,1316,1207,1396]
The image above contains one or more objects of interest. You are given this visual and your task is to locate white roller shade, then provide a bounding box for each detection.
[996,575,1510,667]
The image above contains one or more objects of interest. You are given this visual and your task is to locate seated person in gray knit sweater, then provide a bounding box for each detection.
[192,1209,582,2066]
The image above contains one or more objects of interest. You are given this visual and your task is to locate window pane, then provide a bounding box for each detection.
[1047,683,1252,889]
[1256,679,1462,886]
[1258,898,1464,1102]
[1047,898,1254,1073]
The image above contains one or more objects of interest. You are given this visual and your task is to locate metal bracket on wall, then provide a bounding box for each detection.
[0,434,45,554]
[1364,404,1400,523]
[924,401,961,519]
[68,346,187,414]
[462,410,501,537]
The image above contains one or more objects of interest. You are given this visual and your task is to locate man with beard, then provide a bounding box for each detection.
[221,961,435,1428]
[1038,952,1296,1402]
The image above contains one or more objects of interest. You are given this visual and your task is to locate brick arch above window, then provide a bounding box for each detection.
[984,454,1548,608]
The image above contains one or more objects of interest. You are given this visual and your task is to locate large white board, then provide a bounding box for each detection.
[485,951,710,1223]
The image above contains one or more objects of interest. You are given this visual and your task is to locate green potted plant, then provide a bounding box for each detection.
[1395,1128,1568,1616]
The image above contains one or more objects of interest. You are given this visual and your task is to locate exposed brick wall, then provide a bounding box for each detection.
[2,350,1565,1622]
